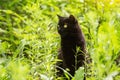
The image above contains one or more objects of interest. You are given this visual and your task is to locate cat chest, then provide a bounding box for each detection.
[61,44,76,55]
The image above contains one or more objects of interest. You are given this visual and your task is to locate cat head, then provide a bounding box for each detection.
[57,15,78,38]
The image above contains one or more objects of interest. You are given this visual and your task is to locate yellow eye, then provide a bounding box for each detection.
[64,23,67,28]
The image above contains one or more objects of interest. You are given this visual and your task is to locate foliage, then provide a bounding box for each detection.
[0,0,120,80]
[73,67,85,80]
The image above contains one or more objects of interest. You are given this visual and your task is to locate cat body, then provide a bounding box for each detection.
[56,15,86,78]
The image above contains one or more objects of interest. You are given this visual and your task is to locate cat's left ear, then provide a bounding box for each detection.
[69,15,77,23]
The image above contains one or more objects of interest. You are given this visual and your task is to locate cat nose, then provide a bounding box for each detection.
[57,26,61,30]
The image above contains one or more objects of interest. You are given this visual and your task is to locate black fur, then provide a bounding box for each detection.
[56,15,86,79]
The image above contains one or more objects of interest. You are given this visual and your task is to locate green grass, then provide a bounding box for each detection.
[0,0,120,80]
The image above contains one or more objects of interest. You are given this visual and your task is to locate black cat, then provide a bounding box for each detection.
[56,15,86,79]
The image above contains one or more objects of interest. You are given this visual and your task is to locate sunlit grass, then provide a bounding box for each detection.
[0,0,120,80]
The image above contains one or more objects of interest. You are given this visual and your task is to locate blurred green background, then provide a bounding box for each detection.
[0,0,120,80]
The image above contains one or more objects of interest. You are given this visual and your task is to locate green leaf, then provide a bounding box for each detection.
[72,67,85,80]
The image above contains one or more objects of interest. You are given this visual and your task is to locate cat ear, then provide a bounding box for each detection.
[69,15,77,23]
[57,15,62,19]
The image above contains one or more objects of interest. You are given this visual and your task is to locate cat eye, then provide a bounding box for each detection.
[64,23,67,28]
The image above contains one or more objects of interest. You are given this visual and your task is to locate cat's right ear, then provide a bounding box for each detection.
[57,15,62,19]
